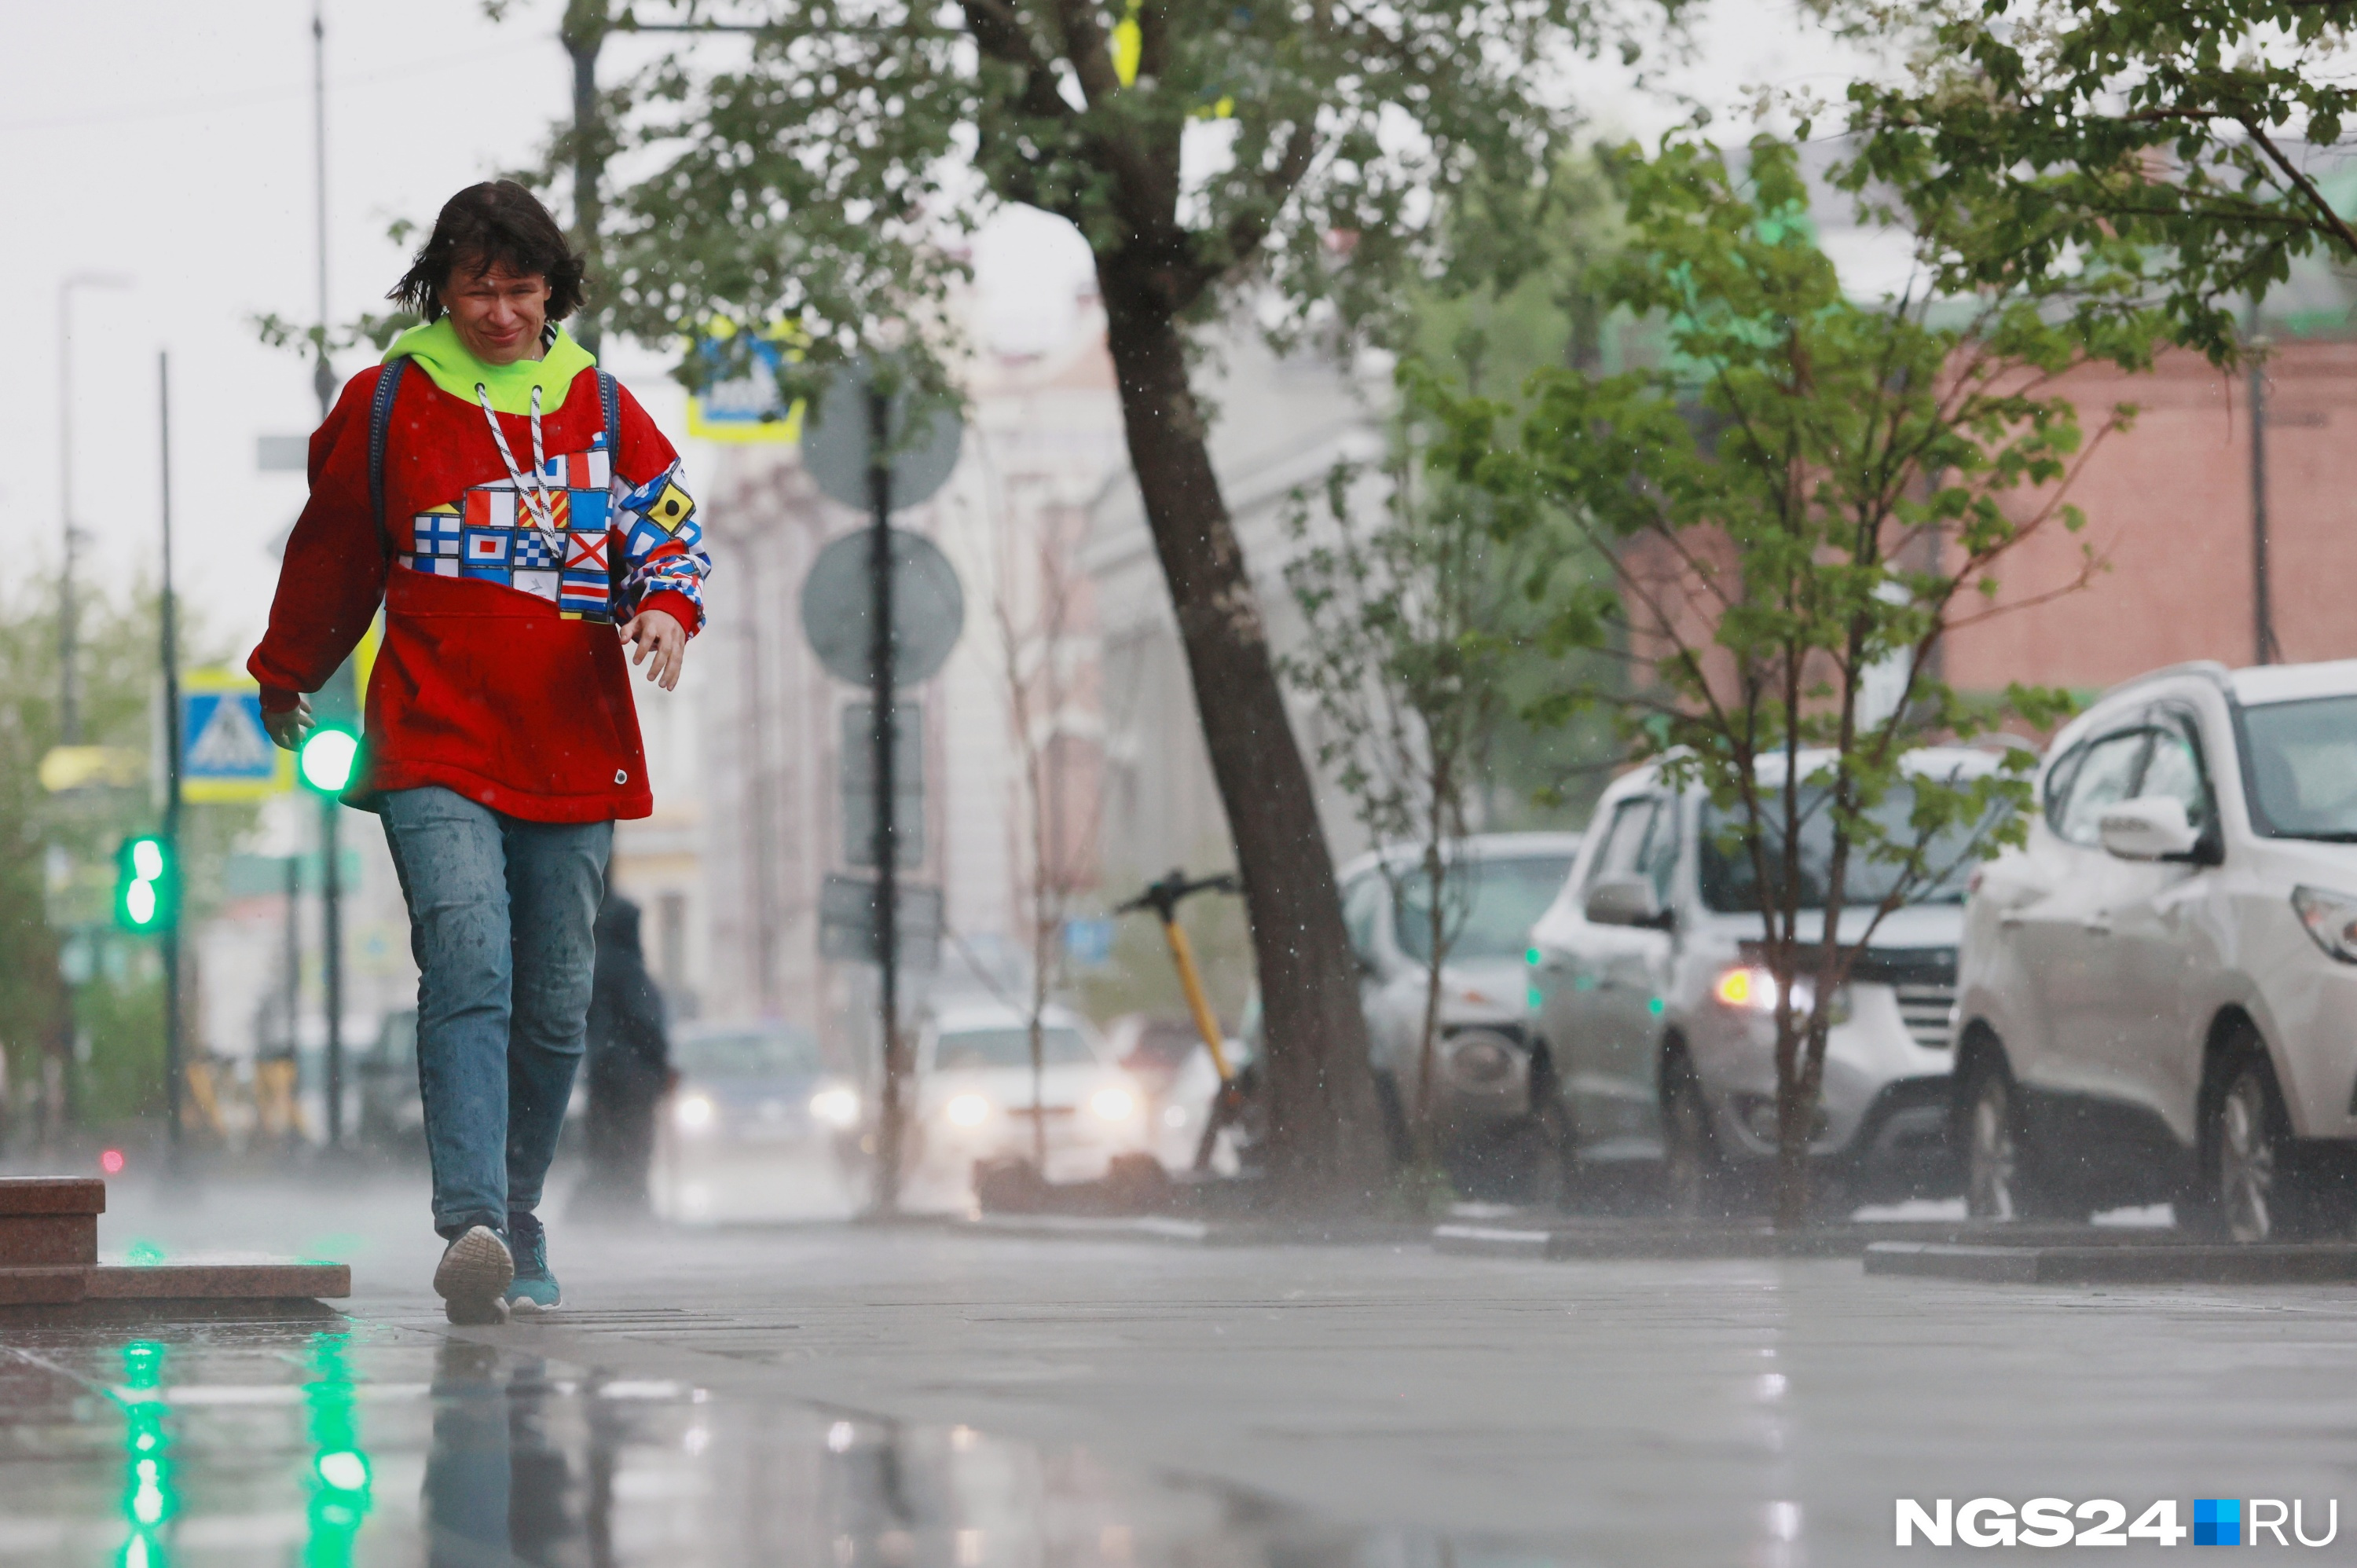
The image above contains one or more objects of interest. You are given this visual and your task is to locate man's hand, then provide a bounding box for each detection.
[263,694,315,753]
[621,609,687,691]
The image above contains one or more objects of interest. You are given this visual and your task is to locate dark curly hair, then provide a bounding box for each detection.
[388,181,588,323]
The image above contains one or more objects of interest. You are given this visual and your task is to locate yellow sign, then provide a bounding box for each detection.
[685,319,807,445]
[38,746,146,794]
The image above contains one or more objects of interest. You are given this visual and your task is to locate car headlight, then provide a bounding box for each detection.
[2293,885,2357,963]
[1088,1086,1137,1122]
[1713,966,1788,1013]
[1711,965,1846,1022]
[808,1085,860,1129]
[944,1093,992,1128]
[1446,1034,1517,1086]
[673,1093,716,1133]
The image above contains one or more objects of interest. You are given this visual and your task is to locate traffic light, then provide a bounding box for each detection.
[298,726,359,793]
[114,834,177,933]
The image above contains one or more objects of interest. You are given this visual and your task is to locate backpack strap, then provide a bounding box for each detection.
[368,357,409,557]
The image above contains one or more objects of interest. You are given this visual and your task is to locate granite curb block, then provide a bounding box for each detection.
[1864,1240,2357,1284]
[1431,1219,2192,1262]
[0,1175,105,1269]
[0,1177,352,1321]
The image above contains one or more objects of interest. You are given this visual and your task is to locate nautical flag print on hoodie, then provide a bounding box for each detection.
[248,321,712,824]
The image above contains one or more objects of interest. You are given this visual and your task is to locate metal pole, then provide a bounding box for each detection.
[312,0,335,421]
[867,383,903,1214]
[159,352,183,1156]
[55,273,130,745]
[563,0,607,356]
[284,853,301,1063]
[59,281,78,746]
[322,794,343,1149]
[2247,296,2276,666]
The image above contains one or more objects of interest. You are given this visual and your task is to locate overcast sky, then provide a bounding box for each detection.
[1,0,1857,667]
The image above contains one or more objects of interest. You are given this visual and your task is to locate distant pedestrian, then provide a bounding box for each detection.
[572,892,672,1220]
[250,181,712,1321]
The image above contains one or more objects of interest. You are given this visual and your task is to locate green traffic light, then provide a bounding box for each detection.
[299,727,359,793]
[115,834,176,933]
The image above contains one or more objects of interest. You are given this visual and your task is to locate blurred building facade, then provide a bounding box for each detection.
[659,286,1130,1064]
[1080,328,1391,892]
[1945,336,2357,693]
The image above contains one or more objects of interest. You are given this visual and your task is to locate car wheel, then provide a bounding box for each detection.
[2202,1042,2300,1244]
[1959,1055,2027,1222]
[1660,1048,1724,1222]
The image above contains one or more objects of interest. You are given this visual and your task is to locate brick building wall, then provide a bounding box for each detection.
[1943,340,2357,694]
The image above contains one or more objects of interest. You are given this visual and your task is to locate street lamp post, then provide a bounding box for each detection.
[57,272,130,745]
[158,351,185,1160]
[312,0,335,422]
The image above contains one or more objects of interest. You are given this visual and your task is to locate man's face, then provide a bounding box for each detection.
[440,262,551,366]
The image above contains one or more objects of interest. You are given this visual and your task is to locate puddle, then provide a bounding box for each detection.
[0,1319,1514,1568]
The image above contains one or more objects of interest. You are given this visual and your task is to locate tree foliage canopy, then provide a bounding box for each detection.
[593,0,1670,371]
[1834,0,2357,361]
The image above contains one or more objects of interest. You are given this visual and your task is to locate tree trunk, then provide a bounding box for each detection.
[1096,273,1387,1208]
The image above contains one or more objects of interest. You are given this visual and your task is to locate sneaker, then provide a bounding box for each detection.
[504,1211,562,1316]
[434,1224,513,1325]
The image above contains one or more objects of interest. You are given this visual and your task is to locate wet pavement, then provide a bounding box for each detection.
[0,1313,1373,1567]
[4,1167,2356,1563]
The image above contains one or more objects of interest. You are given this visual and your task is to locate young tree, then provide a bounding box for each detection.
[1833,0,2357,361]
[1278,452,1523,1182]
[988,482,1102,1163]
[1424,137,2134,1226]
[558,0,1671,1205]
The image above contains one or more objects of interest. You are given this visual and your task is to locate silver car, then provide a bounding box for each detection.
[1527,752,1992,1211]
[1956,658,2357,1240]
[1337,833,1582,1197]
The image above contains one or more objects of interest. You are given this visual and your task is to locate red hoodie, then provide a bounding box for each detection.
[248,352,709,824]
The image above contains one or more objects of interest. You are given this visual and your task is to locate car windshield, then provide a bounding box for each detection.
[2242,695,2357,841]
[1699,783,1992,914]
[1393,855,1576,963]
[674,1029,823,1078]
[932,1027,1100,1072]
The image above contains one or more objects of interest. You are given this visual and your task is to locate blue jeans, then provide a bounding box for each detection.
[379,786,612,1239]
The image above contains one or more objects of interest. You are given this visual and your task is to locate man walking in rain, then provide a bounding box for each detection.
[572,890,673,1220]
[251,181,711,1321]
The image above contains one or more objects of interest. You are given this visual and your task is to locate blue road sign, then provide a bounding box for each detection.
[181,683,284,800]
[1063,917,1116,969]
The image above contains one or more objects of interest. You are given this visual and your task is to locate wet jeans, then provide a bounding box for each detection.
[379,786,612,1239]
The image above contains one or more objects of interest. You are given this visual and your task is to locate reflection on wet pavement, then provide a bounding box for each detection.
[0,1317,1431,1568]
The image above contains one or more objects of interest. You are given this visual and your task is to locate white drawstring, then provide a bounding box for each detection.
[475,382,563,551]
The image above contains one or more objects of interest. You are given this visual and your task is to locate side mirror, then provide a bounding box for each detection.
[2098,797,2200,862]
[1584,874,1668,929]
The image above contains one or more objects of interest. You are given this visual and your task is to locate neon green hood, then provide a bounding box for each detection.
[383,317,596,415]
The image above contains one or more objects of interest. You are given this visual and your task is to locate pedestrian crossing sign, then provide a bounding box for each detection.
[181,669,292,801]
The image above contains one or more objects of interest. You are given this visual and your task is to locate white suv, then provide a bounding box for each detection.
[1527,750,1992,1212]
[1956,658,2357,1240]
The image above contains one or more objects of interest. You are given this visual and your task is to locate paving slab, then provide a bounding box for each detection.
[43,1166,2357,1565]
